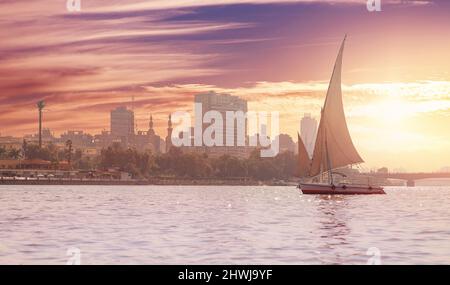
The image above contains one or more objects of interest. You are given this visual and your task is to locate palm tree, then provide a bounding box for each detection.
[22,139,28,159]
[8,149,21,160]
[0,146,6,159]
[37,100,45,148]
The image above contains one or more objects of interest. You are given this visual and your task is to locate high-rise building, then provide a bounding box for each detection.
[110,106,134,137]
[181,92,252,158]
[195,91,248,146]
[300,113,317,158]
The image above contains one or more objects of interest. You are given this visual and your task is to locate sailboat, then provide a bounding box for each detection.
[298,36,385,195]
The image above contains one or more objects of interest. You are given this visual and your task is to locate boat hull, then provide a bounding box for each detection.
[299,183,385,195]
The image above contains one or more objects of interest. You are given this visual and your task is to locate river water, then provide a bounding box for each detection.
[0,185,449,264]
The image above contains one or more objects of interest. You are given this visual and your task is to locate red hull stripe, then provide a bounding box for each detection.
[299,183,386,195]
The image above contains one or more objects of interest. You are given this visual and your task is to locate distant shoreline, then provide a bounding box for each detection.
[0,177,294,186]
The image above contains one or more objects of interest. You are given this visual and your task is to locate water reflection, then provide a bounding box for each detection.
[1,186,450,264]
[314,195,351,264]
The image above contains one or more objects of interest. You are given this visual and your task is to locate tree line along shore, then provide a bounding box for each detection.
[0,142,299,184]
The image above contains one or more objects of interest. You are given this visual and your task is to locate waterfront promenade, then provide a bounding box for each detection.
[0,176,260,186]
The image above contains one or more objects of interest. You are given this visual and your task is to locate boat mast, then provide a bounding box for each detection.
[323,116,333,185]
[320,108,333,185]
[325,135,333,185]
[318,109,325,183]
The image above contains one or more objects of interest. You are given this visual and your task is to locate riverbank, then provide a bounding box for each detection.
[0,177,288,186]
[0,177,410,187]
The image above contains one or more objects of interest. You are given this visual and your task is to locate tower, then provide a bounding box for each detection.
[131,95,137,132]
[149,115,154,133]
[300,113,317,158]
[166,114,173,153]
[147,114,161,153]
[37,100,45,148]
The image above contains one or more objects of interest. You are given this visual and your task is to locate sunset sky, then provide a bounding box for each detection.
[0,0,449,171]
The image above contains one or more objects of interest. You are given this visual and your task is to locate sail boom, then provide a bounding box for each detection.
[308,164,361,179]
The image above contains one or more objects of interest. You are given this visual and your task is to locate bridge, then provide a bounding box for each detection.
[366,172,450,187]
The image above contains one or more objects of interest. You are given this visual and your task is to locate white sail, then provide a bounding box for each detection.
[309,36,363,177]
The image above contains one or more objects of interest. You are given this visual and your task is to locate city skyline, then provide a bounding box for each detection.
[1,100,449,173]
[1,1,449,172]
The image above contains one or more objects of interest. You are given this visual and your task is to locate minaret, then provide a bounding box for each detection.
[149,115,154,132]
[166,114,173,152]
[146,114,156,152]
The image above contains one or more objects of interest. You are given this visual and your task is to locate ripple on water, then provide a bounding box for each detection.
[0,185,449,264]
